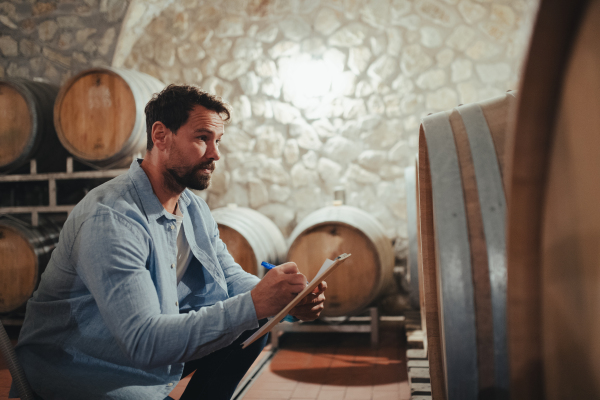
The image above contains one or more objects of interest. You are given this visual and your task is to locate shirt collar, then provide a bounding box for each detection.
[128,159,173,222]
[179,189,192,207]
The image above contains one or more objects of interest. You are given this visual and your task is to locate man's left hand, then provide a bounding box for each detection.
[289,281,327,321]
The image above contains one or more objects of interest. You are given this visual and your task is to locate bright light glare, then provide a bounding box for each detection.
[280,55,334,99]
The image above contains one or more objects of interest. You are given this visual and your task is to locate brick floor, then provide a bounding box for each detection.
[240,325,410,400]
[1,325,409,400]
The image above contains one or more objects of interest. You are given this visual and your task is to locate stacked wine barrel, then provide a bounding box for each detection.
[0,79,67,173]
[287,205,395,318]
[54,67,164,169]
[417,91,516,400]
[211,205,287,277]
[0,218,61,314]
[1,68,164,173]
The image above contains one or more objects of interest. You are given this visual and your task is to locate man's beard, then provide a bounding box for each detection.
[164,161,215,192]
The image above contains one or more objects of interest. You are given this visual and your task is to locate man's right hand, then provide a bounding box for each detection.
[250,262,307,320]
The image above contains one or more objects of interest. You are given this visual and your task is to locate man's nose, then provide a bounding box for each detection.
[206,141,220,161]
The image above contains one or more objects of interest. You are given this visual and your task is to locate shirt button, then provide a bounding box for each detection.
[170,225,174,230]
[167,383,173,387]
[175,301,178,307]
[171,263,175,269]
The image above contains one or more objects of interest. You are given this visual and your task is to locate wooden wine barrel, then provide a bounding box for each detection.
[506,1,600,398]
[0,218,61,314]
[0,79,68,173]
[417,142,444,399]
[54,67,164,169]
[418,91,517,400]
[287,205,395,317]
[405,164,420,310]
[211,205,286,277]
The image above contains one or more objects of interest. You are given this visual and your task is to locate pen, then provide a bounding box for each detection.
[261,261,276,270]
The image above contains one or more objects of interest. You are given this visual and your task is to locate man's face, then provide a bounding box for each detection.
[164,105,223,191]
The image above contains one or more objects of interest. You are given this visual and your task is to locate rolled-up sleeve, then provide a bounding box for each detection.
[70,210,258,370]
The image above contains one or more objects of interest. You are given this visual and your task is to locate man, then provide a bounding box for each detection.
[11,84,326,400]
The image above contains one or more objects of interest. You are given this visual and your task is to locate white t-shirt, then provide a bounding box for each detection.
[173,202,193,284]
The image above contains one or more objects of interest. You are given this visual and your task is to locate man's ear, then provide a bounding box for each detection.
[151,121,170,151]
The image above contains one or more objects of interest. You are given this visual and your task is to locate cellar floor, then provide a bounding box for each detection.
[1,323,409,400]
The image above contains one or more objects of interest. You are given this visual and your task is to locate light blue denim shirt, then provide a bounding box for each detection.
[12,159,261,400]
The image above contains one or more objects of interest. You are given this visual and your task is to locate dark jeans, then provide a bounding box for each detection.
[177,321,269,400]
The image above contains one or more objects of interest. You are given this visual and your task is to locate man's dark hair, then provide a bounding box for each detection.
[145,84,231,151]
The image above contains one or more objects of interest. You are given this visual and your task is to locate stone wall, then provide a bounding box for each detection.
[1,0,539,260]
[0,0,130,85]
[121,0,538,257]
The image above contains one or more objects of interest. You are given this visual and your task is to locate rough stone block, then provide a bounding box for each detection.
[348,46,372,75]
[415,0,458,27]
[420,26,442,48]
[218,59,250,81]
[0,35,18,57]
[451,58,472,82]
[416,69,446,90]
[42,47,71,68]
[38,20,58,42]
[314,7,341,36]
[279,16,310,41]
[0,15,17,29]
[328,22,368,47]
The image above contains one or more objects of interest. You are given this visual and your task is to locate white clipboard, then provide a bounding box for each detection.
[241,253,352,349]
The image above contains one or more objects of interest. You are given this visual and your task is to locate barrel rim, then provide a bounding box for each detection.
[422,109,479,399]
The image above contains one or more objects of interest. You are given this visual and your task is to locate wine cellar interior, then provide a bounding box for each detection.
[1,0,599,399]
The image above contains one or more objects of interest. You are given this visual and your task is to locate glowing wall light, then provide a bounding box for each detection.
[279,54,336,103]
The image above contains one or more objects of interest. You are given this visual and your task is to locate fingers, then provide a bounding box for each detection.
[290,301,325,321]
[278,262,299,274]
[297,292,325,306]
[285,272,306,286]
[311,281,326,294]
[312,281,327,294]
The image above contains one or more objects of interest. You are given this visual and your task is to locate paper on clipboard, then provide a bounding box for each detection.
[312,258,334,283]
[241,253,351,349]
